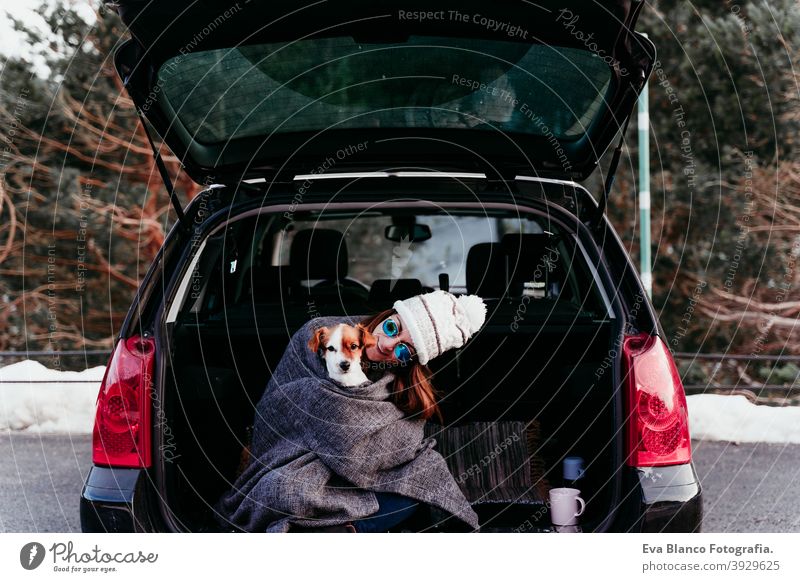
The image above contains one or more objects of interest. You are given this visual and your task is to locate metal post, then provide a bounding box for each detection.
[637,35,652,299]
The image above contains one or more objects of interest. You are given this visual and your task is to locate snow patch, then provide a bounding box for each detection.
[0,359,104,434]
[687,394,800,444]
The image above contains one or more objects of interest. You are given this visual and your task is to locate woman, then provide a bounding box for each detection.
[346,297,471,532]
[213,290,487,533]
[358,307,443,424]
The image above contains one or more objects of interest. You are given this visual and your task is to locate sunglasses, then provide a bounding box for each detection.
[382,318,414,363]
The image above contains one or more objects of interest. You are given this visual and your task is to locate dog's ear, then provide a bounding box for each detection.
[308,327,328,353]
[358,324,377,349]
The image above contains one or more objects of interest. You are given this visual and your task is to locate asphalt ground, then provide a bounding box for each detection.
[1,434,798,532]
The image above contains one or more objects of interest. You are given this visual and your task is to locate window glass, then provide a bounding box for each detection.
[158,37,612,145]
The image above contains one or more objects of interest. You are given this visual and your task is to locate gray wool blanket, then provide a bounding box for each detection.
[213,315,480,532]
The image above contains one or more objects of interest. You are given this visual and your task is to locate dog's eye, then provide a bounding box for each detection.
[327,346,335,352]
[351,343,359,350]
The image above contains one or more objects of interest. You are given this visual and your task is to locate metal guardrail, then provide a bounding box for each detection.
[0,350,112,358]
[673,352,800,406]
[0,351,797,404]
[0,350,111,384]
[0,380,102,383]
[673,352,800,362]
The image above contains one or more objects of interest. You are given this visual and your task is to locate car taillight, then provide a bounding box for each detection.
[622,332,691,466]
[92,335,154,468]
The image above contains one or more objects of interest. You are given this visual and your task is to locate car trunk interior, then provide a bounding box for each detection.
[159,208,623,532]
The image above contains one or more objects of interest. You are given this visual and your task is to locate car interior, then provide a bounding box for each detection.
[164,208,620,532]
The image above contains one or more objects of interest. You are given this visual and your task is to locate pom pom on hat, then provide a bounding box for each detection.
[392,290,488,365]
[457,294,488,334]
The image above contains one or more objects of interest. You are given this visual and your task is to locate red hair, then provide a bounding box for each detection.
[360,308,444,424]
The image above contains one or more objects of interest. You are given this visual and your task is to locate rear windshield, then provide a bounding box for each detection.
[157,36,612,146]
[175,207,609,323]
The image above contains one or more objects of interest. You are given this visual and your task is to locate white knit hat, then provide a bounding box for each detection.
[392,290,488,365]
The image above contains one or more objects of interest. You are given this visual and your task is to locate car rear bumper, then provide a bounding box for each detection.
[82,462,702,533]
[610,462,703,533]
[80,466,156,532]
[638,463,703,532]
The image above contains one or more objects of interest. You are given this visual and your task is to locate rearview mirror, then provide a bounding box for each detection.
[385,224,432,242]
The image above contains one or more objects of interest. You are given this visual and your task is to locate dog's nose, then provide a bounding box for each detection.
[339,361,350,371]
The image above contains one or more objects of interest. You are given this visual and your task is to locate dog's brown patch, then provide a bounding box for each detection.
[307,326,329,353]
[340,325,364,358]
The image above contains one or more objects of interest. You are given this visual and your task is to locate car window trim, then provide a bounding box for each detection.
[573,234,615,320]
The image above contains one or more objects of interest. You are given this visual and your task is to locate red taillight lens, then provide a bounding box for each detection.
[622,332,692,466]
[92,336,154,468]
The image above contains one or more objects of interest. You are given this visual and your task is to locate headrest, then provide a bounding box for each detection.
[368,278,423,308]
[289,228,348,281]
[466,242,507,297]
[501,233,560,296]
[240,265,290,301]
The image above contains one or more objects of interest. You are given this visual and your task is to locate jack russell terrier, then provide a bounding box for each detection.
[308,323,377,387]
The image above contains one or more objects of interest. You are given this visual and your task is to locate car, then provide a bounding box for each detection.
[81,0,702,533]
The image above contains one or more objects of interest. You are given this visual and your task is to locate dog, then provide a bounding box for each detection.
[308,323,377,387]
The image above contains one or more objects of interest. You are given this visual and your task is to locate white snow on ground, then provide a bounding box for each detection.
[0,359,104,434]
[2,361,800,442]
[687,394,800,444]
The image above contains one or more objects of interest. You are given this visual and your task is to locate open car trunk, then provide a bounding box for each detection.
[164,302,620,532]
[112,0,655,185]
[157,199,624,532]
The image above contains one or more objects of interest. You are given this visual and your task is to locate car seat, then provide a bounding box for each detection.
[288,228,369,307]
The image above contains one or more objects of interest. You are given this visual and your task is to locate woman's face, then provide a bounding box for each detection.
[365,313,416,365]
